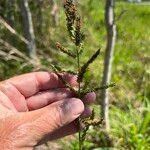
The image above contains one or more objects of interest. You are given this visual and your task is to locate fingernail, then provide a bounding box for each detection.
[61,98,84,116]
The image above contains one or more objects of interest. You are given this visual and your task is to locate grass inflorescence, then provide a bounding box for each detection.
[50,0,115,149]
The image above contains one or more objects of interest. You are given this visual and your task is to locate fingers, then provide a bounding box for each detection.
[83,92,96,104]
[26,88,74,110]
[37,108,93,145]
[26,91,96,111]
[1,71,96,113]
[80,92,96,118]
[23,98,84,143]
[37,103,95,144]
[0,90,17,112]
[0,82,28,112]
[38,121,78,144]
[4,72,77,98]
[6,94,95,146]
[27,93,95,143]
[0,78,95,112]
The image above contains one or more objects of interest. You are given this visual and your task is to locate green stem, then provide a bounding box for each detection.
[79,117,82,150]
[76,46,82,150]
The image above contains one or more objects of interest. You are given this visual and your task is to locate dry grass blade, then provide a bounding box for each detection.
[0,16,28,44]
[0,50,22,61]
[0,39,28,59]
[0,39,41,70]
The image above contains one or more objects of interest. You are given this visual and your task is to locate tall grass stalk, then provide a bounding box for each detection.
[53,1,115,149]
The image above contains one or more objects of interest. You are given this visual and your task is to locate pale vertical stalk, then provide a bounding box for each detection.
[19,0,37,59]
[50,0,59,27]
[101,0,116,130]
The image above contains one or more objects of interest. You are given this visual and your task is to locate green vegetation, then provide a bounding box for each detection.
[55,2,150,149]
[0,1,150,149]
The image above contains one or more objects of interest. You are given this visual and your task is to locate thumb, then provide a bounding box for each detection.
[22,98,84,144]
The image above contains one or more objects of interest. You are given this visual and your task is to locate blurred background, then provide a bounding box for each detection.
[0,0,150,149]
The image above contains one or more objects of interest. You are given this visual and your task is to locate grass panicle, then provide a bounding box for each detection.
[64,0,77,40]
[75,16,84,46]
[81,110,104,145]
[53,1,115,149]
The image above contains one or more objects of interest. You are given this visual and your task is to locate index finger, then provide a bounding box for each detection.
[4,72,77,98]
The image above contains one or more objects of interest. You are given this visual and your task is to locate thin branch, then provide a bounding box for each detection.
[0,16,29,44]
[115,9,127,22]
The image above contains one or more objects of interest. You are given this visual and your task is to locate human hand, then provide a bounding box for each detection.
[0,72,96,149]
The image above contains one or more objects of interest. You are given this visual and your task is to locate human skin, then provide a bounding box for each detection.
[0,72,96,150]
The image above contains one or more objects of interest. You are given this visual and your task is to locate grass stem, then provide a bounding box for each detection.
[76,46,83,150]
